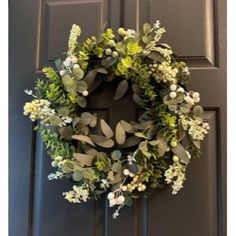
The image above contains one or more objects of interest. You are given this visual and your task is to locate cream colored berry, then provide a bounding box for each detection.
[82,90,89,96]
[121,185,127,191]
[169,91,177,98]
[170,84,177,91]
[173,155,179,162]
[129,173,135,178]
[107,192,115,200]
[123,169,130,176]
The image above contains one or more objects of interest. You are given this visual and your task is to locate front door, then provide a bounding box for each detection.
[9,0,226,235]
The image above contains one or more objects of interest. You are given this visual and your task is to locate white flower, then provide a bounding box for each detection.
[109,199,117,207]
[156,62,178,83]
[59,69,66,76]
[107,192,115,200]
[63,57,72,67]
[153,20,161,29]
[48,171,63,180]
[24,89,37,98]
[184,96,195,105]
[113,210,119,219]
[100,179,109,189]
[112,205,123,219]
[124,29,136,39]
[116,195,125,205]
[67,24,81,55]
[179,115,210,140]
[164,160,186,194]
[63,184,90,203]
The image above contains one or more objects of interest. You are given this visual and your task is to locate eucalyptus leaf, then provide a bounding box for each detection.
[112,163,122,173]
[72,117,80,129]
[139,141,148,152]
[178,125,186,141]
[78,96,87,108]
[193,139,201,149]
[171,143,190,164]
[108,171,115,182]
[77,80,88,92]
[109,172,123,184]
[135,132,147,139]
[143,23,152,34]
[193,105,203,118]
[81,112,93,125]
[133,93,143,106]
[57,106,70,116]
[73,153,95,167]
[142,35,153,44]
[147,52,165,63]
[72,171,83,182]
[90,113,97,127]
[96,68,108,74]
[73,67,84,80]
[61,160,74,173]
[156,138,168,157]
[115,122,126,145]
[54,58,63,71]
[72,134,95,147]
[84,70,97,88]
[100,119,114,138]
[81,145,98,157]
[132,84,142,95]
[134,121,153,130]
[115,42,125,54]
[90,135,114,148]
[58,127,73,140]
[111,150,122,160]
[113,80,129,100]
[120,120,134,133]
[78,123,89,135]
[82,168,96,180]
[176,92,185,103]
[48,115,62,126]
[88,77,103,93]
[121,136,141,148]
[128,164,138,174]
[180,104,191,113]
[86,148,98,157]
[101,56,118,68]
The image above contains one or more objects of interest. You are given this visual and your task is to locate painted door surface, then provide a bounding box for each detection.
[9,0,226,236]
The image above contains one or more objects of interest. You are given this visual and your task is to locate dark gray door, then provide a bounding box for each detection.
[9,0,226,236]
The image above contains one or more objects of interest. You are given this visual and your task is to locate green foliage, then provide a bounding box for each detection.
[94,153,111,172]
[38,125,73,159]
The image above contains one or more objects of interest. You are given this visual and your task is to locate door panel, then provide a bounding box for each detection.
[9,0,226,236]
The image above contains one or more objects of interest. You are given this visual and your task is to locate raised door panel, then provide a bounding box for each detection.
[32,1,112,236]
[122,1,226,236]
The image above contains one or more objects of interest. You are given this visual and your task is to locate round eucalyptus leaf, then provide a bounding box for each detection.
[78,80,88,92]
[72,171,83,182]
[112,163,122,173]
[111,150,122,160]
[81,112,93,125]
[128,163,139,174]
[73,68,84,80]
[78,96,87,108]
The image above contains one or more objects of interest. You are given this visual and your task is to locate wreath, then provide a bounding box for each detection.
[23,21,210,218]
